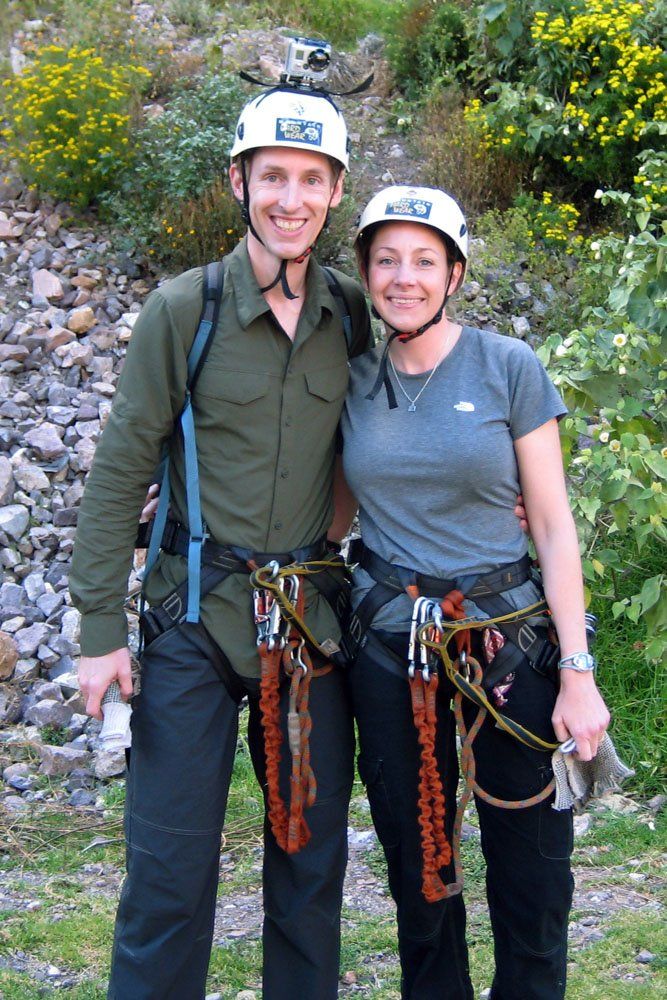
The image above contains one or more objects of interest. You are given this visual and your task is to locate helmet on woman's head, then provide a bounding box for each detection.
[230,88,350,170]
[356,186,470,410]
[355,185,468,279]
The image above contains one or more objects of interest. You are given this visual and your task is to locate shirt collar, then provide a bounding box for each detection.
[227,235,337,331]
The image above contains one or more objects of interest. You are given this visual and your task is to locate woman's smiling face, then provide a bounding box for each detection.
[366,221,462,333]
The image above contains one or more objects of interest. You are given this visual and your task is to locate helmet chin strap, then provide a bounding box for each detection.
[365,281,453,409]
[240,158,332,301]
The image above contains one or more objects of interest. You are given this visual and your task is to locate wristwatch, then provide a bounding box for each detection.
[558,652,597,672]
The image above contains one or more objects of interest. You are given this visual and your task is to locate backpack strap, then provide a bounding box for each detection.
[143,261,226,625]
[322,266,354,356]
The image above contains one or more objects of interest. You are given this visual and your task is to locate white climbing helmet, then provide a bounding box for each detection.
[230,88,350,170]
[355,185,468,270]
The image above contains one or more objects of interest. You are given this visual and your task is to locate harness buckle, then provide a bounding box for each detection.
[162,591,184,623]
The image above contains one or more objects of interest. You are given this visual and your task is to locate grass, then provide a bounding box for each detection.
[1,764,664,997]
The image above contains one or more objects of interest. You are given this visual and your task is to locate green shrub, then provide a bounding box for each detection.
[418,94,526,217]
[388,0,470,98]
[149,177,245,270]
[537,162,666,664]
[514,191,583,251]
[261,0,404,48]
[463,0,667,190]
[1,44,149,207]
[105,71,246,262]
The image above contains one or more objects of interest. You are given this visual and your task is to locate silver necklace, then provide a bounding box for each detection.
[387,334,451,412]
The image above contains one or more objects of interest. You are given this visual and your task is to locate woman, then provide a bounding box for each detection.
[338,186,610,999]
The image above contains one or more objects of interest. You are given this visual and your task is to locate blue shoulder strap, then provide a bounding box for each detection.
[143,260,225,623]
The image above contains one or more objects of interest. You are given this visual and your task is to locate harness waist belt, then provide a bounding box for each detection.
[161,519,328,568]
[350,540,532,598]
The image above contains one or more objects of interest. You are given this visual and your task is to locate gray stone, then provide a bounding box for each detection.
[0,504,30,540]
[0,343,29,364]
[1,582,25,612]
[32,269,64,301]
[25,698,74,728]
[0,455,14,504]
[38,744,90,776]
[3,763,36,792]
[53,507,78,527]
[93,747,127,779]
[33,680,64,701]
[14,622,50,658]
[23,572,46,603]
[25,422,66,460]
[14,658,40,682]
[511,316,531,339]
[36,590,65,617]
[69,788,96,807]
[60,609,80,644]
[56,342,94,368]
[0,685,23,725]
[13,462,50,492]
[73,436,96,471]
[636,950,655,964]
[2,795,30,814]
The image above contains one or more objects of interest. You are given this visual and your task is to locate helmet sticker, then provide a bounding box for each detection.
[276,118,323,146]
[385,197,432,219]
[237,123,244,139]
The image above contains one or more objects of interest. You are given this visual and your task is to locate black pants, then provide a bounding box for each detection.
[108,623,354,1000]
[351,631,574,1000]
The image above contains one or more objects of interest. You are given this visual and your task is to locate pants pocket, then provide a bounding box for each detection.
[357,754,400,849]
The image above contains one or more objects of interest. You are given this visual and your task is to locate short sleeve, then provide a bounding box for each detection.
[507,341,568,440]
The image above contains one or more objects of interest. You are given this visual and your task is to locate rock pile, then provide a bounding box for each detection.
[0,183,150,807]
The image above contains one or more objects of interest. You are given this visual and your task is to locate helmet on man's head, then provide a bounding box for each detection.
[355,185,468,279]
[230,88,350,170]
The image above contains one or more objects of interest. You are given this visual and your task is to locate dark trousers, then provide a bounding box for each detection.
[351,631,574,1000]
[108,623,354,1000]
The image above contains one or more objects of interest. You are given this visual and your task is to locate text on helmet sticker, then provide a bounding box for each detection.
[385,197,432,219]
[276,118,323,147]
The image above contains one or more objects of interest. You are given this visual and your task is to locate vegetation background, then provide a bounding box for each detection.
[1,0,665,997]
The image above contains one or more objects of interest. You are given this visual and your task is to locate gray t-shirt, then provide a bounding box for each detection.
[340,326,567,629]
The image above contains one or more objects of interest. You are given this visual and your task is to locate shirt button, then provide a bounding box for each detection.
[284,417,292,427]
[274,521,282,530]
[280,469,289,479]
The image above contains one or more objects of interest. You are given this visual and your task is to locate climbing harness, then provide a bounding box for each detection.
[249,554,353,853]
[347,541,561,901]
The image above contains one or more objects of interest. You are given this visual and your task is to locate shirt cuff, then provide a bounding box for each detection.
[79,610,129,658]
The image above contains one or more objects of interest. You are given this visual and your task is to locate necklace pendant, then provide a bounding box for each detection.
[408,402,417,412]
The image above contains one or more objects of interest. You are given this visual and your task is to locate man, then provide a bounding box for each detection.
[70,86,372,1000]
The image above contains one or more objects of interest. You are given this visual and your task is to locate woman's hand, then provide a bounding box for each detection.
[551,671,611,761]
[140,482,160,523]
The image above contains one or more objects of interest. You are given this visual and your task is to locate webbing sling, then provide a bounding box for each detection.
[143,261,226,623]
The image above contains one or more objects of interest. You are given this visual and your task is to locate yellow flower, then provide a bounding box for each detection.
[609,440,621,453]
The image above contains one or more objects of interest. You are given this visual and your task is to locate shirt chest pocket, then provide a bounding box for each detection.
[195,369,271,404]
[304,363,349,404]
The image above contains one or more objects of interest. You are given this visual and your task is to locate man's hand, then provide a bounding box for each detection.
[551,671,611,761]
[79,647,133,721]
[514,492,529,534]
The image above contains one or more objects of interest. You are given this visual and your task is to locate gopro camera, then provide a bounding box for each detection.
[283,36,332,87]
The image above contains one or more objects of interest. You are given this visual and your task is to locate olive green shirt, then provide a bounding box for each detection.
[70,238,372,676]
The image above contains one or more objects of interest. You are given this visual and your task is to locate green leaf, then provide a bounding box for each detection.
[644,453,667,479]
[635,211,650,231]
[612,601,627,619]
[600,479,628,502]
[637,574,663,613]
[613,502,630,532]
[483,1,508,23]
